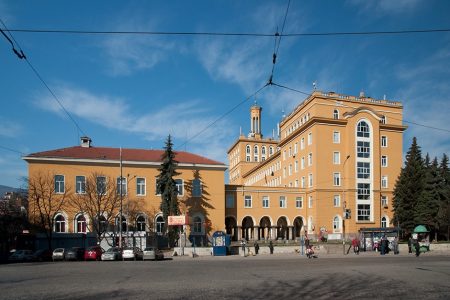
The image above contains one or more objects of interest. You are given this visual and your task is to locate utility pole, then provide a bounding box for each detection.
[343,155,350,255]
[119,147,123,249]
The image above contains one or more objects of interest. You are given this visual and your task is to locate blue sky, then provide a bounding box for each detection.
[1,0,449,188]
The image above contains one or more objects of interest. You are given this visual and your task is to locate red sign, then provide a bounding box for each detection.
[168,215,188,226]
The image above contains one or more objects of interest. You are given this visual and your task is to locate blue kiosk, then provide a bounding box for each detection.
[212,231,230,256]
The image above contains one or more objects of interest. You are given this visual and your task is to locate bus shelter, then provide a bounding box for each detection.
[359,227,399,252]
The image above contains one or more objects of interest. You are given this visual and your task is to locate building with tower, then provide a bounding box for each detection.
[225,90,405,242]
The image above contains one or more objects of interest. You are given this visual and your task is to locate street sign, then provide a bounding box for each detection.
[168,215,189,226]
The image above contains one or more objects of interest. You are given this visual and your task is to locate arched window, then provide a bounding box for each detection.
[156,216,165,235]
[381,115,386,124]
[246,145,251,162]
[117,216,127,232]
[55,214,66,233]
[261,146,267,161]
[381,216,387,228]
[357,121,370,138]
[96,215,107,233]
[136,215,146,231]
[76,215,87,233]
[333,109,339,119]
[254,145,259,162]
[269,146,274,156]
[193,216,202,233]
[333,216,340,231]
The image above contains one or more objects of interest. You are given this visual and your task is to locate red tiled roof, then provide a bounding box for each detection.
[25,146,225,166]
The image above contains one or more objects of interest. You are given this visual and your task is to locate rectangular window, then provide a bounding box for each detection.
[296,197,303,208]
[308,196,313,208]
[283,167,286,178]
[294,161,298,173]
[301,176,305,188]
[308,133,312,145]
[333,131,340,143]
[54,175,65,194]
[333,173,341,186]
[357,162,370,179]
[288,164,292,176]
[96,176,106,195]
[301,138,305,149]
[381,176,388,188]
[279,196,286,208]
[308,153,312,166]
[117,177,127,195]
[262,196,269,208]
[175,179,184,196]
[381,136,388,147]
[301,157,305,169]
[136,178,146,196]
[192,179,202,197]
[357,183,370,200]
[226,194,235,208]
[75,176,85,194]
[381,155,388,167]
[244,195,252,208]
[333,152,340,164]
[294,143,298,154]
[357,204,371,221]
[289,147,292,157]
[334,195,341,207]
[381,195,388,207]
[308,173,313,187]
[295,179,298,187]
[283,150,286,161]
[357,141,370,158]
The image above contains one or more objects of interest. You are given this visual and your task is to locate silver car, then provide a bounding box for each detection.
[122,247,143,261]
[52,248,66,261]
[101,247,122,261]
[143,247,164,261]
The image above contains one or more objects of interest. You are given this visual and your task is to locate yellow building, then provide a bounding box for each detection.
[23,137,227,248]
[225,91,406,241]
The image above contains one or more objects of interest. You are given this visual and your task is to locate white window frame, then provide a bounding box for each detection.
[381,176,388,189]
[308,133,312,145]
[136,177,146,196]
[301,138,305,150]
[308,173,313,187]
[381,195,388,207]
[301,157,305,169]
[54,175,65,194]
[333,131,340,144]
[381,136,388,147]
[262,196,269,208]
[301,176,305,188]
[296,197,303,208]
[308,196,313,208]
[333,216,341,231]
[381,155,388,167]
[279,196,286,208]
[333,172,341,186]
[175,179,184,196]
[75,175,86,194]
[244,195,252,208]
[333,152,340,165]
[294,160,298,173]
[308,153,312,166]
[333,195,341,207]
[333,109,339,119]
[97,176,107,195]
[117,176,127,196]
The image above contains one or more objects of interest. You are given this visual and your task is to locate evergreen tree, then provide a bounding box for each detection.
[156,135,180,247]
[415,157,440,241]
[438,154,450,240]
[392,137,426,236]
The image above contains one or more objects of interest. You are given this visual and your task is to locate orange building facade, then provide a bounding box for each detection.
[225,91,406,241]
[24,138,227,248]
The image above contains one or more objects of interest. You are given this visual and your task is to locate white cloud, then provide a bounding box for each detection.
[34,84,233,163]
[347,0,422,15]
[100,17,175,76]
[0,120,22,137]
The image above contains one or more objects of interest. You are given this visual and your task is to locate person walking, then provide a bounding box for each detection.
[269,241,274,254]
[408,237,412,254]
[254,241,259,255]
[352,237,360,255]
[414,239,420,257]
[392,237,399,255]
[380,236,386,255]
[241,239,246,256]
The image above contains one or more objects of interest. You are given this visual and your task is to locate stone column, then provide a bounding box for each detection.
[237,226,242,240]
[288,226,294,241]
[254,226,260,240]
[271,226,278,240]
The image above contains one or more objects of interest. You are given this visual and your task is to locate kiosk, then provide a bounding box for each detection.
[212,231,230,256]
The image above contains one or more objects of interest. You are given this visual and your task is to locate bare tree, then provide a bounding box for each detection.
[28,172,69,251]
[69,173,120,245]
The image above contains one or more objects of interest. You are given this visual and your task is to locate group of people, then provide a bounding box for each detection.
[240,240,273,256]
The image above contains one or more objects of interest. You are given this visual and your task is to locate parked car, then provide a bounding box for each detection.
[65,247,85,261]
[32,249,53,262]
[8,250,34,262]
[122,247,143,261]
[101,247,122,261]
[143,247,164,261]
[52,248,66,261]
[84,246,104,261]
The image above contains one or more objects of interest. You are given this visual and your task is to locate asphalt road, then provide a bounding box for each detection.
[0,253,449,300]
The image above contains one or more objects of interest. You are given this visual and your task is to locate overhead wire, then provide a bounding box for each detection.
[5,28,450,37]
[270,82,450,133]
[0,18,87,138]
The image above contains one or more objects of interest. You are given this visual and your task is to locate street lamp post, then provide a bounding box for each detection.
[119,147,123,249]
[342,155,350,255]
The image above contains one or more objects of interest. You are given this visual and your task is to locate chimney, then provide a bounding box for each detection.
[80,136,92,148]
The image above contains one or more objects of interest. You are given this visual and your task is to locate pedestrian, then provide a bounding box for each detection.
[241,239,246,256]
[380,236,386,255]
[254,241,259,255]
[269,241,274,254]
[415,239,420,257]
[392,237,399,255]
[352,237,360,255]
[408,237,412,254]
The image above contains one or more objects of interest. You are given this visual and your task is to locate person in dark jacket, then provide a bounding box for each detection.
[254,241,259,255]
[269,241,274,254]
